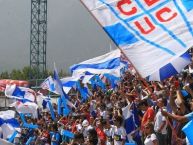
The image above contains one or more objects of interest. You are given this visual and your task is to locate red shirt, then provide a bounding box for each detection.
[71,122,77,133]
[96,127,106,145]
[141,107,155,130]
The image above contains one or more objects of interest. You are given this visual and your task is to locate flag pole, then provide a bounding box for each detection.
[79,0,142,78]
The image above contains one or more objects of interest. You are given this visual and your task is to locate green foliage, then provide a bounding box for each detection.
[0,66,68,80]
[0,71,9,79]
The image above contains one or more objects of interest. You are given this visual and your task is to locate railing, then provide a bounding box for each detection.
[0,96,15,109]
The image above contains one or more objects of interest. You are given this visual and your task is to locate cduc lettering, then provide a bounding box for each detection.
[117,0,177,34]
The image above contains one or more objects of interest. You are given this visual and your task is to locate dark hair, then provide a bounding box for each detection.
[162,97,168,106]
[144,122,154,133]
[88,129,98,145]
[74,132,84,141]
[114,116,123,125]
[138,99,148,107]
[101,120,107,126]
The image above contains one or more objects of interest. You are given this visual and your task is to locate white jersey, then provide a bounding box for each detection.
[154,108,167,134]
[144,133,157,145]
[111,126,126,145]
[104,127,113,145]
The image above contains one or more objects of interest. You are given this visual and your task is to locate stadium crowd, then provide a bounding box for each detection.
[3,62,193,145]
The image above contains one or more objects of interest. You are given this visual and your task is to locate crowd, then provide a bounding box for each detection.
[3,60,193,145]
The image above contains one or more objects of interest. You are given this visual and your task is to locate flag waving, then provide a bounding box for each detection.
[53,64,75,110]
[5,85,35,102]
[80,0,193,80]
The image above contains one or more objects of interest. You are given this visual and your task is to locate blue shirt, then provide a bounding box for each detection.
[185,112,193,121]
[51,132,60,145]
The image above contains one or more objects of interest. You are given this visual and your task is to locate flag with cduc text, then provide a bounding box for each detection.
[80,0,193,80]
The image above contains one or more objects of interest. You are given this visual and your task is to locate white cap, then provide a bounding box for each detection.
[76,124,82,132]
[82,119,89,127]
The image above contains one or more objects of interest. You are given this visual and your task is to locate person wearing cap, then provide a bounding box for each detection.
[75,120,83,133]
[82,119,93,138]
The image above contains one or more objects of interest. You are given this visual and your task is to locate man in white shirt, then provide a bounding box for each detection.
[154,98,167,145]
[112,116,126,145]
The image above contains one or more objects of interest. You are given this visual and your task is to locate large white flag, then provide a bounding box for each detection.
[70,49,127,77]
[5,85,35,102]
[80,0,193,80]
[0,110,20,140]
[0,138,14,145]
[10,101,38,118]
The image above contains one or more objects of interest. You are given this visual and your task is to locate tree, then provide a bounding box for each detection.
[0,66,69,80]
[0,71,9,79]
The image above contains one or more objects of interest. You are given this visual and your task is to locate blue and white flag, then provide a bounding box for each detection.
[81,74,94,84]
[5,85,35,102]
[41,76,80,94]
[122,104,140,140]
[10,101,39,118]
[0,110,20,140]
[39,96,56,120]
[76,81,90,102]
[70,49,122,77]
[0,138,14,145]
[103,73,120,89]
[53,64,75,109]
[61,76,80,94]
[80,0,193,80]
[182,120,193,145]
[147,52,191,81]
[40,76,58,94]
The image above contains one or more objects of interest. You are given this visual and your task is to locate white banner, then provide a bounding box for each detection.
[80,0,193,79]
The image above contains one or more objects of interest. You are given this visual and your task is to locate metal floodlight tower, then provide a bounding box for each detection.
[30,0,47,79]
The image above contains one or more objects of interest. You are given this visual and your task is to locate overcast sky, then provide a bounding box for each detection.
[0,0,117,73]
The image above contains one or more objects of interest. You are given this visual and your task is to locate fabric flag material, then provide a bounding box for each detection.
[0,138,14,145]
[38,95,51,109]
[19,113,38,129]
[8,130,18,143]
[40,76,58,94]
[53,64,75,115]
[76,81,89,102]
[0,110,20,140]
[61,76,80,94]
[41,76,79,94]
[5,85,35,102]
[10,101,38,118]
[80,0,193,80]
[182,120,193,145]
[103,73,120,89]
[70,49,122,77]
[0,79,29,92]
[57,97,62,115]
[122,104,139,140]
[147,52,191,81]
[82,74,94,84]
[63,130,74,138]
[47,101,56,120]
[93,75,106,91]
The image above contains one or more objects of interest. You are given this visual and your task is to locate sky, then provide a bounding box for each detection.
[0,0,117,73]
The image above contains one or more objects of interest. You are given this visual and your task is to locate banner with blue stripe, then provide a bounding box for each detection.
[80,0,193,80]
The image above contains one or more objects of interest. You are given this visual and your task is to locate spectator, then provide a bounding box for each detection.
[154,97,167,145]
[144,122,158,145]
[112,116,126,145]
